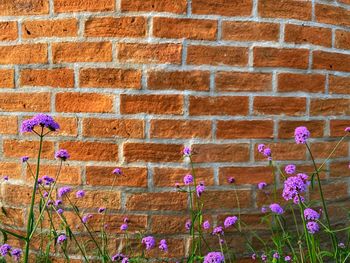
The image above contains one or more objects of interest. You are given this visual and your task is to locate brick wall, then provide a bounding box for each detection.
[0,0,350,259]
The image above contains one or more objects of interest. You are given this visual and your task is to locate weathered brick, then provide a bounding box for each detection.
[313,51,350,72]
[0,0,49,16]
[254,47,309,69]
[259,0,312,20]
[150,120,211,139]
[0,116,17,134]
[0,162,21,180]
[310,98,350,116]
[121,0,187,13]
[22,19,77,38]
[82,118,144,138]
[3,140,54,159]
[151,215,189,234]
[189,96,249,116]
[222,21,279,41]
[54,0,114,12]
[70,190,121,209]
[59,141,118,161]
[56,92,114,113]
[0,44,47,64]
[330,161,350,177]
[330,120,350,137]
[335,30,350,50]
[310,183,348,201]
[216,72,272,92]
[0,207,24,227]
[0,69,14,88]
[254,142,306,161]
[329,75,350,94]
[284,24,332,47]
[0,22,17,40]
[277,73,325,93]
[124,143,183,163]
[219,166,273,185]
[316,4,350,27]
[216,120,274,139]
[20,68,74,88]
[50,117,78,137]
[278,120,325,139]
[120,94,183,115]
[253,97,306,116]
[153,17,217,40]
[187,45,248,66]
[192,0,252,16]
[118,43,182,64]
[85,17,146,37]
[2,184,34,205]
[192,144,250,163]
[0,93,50,112]
[80,68,141,89]
[201,190,252,209]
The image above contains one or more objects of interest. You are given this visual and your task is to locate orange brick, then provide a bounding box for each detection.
[254,142,306,161]
[80,68,141,89]
[254,47,309,69]
[0,22,17,41]
[153,17,217,40]
[313,51,350,72]
[329,75,350,94]
[0,162,21,180]
[118,43,182,64]
[82,118,144,138]
[330,120,350,137]
[151,215,189,234]
[278,120,325,139]
[310,141,348,159]
[192,144,250,163]
[310,98,350,116]
[85,17,146,37]
[22,19,77,38]
[285,24,332,47]
[310,183,348,201]
[3,139,54,159]
[0,93,50,112]
[86,166,147,187]
[253,97,306,116]
[277,73,325,93]
[216,120,274,139]
[0,116,17,134]
[59,141,118,161]
[150,119,211,139]
[201,190,252,209]
[0,0,49,16]
[20,68,74,88]
[222,21,279,41]
[316,4,350,27]
[189,96,249,116]
[0,207,24,227]
[54,0,114,12]
[216,72,272,92]
[219,166,273,185]
[192,0,252,16]
[121,0,187,13]
[0,69,14,88]
[120,94,183,115]
[330,161,350,177]
[52,117,78,137]
[335,30,350,50]
[124,142,183,163]
[3,184,34,205]
[0,44,47,64]
[56,92,114,113]
[259,0,312,21]
[187,45,248,66]
[68,190,121,209]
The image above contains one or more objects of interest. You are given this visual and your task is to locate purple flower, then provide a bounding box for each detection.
[142,236,155,250]
[123,217,129,223]
[345,127,350,132]
[185,220,191,231]
[258,144,265,153]
[282,173,309,201]
[55,200,62,206]
[82,214,92,224]
[293,195,305,204]
[183,147,191,156]
[263,148,271,157]
[21,156,29,163]
[43,191,48,198]
[21,114,59,133]
[306,221,319,234]
[203,220,210,230]
[159,239,168,252]
[76,190,85,198]
[261,207,267,213]
[57,186,71,198]
[57,234,67,245]
[294,126,310,144]
[196,182,205,197]
[11,248,22,262]
[175,182,180,188]
[42,175,55,185]
[258,182,267,190]
[273,252,279,259]
[224,216,238,228]
[227,177,235,184]
[285,256,292,261]
[120,223,128,231]
[251,253,256,260]
[20,118,38,133]
[111,253,126,261]
[57,208,64,215]
[3,176,8,181]
[112,168,122,175]
[0,244,11,257]
[203,252,225,263]
[183,174,193,185]
[261,254,267,262]
[212,226,224,236]
[304,208,320,221]
[122,258,129,263]
[339,242,346,249]
[98,207,106,213]
[285,164,296,175]
[55,149,70,161]
[269,203,284,215]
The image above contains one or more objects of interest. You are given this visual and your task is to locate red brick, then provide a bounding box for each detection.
[0,69,14,88]
[330,161,350,177]
[126,192,187,211]
[56,92,114,113]
[82,118,144,138]
[335,30,350,50]
[0,207,24,227]
[59,141,118,161]
[310,98,350,116]
[285,24,332,47]
[259,0,312,21]
[80,68,141,89]
[85,17,146,37]
[316,4,350,27]
[22,19,77,38]
[120,94,183,115]
[71,190,121,209]
[216,72,272,92]
[0,162,21,180]
[151,215,189,234]
[254,97,306,116]
[153,17,217,40]
[150,120,211,139]
[278,120,325,139]
[222,21,279,41]
[0,0,49,16]
[153,167,214,187]
[313,51,350,72]
[20,68,74,88]
[189,96,249,116]
[254,47,309,69]
[219,166,273,185]
[0,44,47,64]
[121,0,187,13]
[86,166,147,187]
[277,73,325,93]
[123,143,183,163]
[310,183,348,201]
[118,43,182,64]
[311,141,348,159]
[192,144,250,163]
[3,139,54,159]
[338,0,350,3]
[0,92,50,112]
[201,190,252,209]
[3,184,34,205]
[0,116,17,134]
[0,22,17,41]
[329,75,350,94]
[49,117,78,137]
[254,142,306,161]
[192,0,252,16]
[187,45,248,66]
[54,0,114,12]
[52,42,112,63]
[217,120,274,139]
[330,120,350,137]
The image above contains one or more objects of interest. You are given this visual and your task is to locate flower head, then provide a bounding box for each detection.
[196,182,205,197]
[112,253,126,261]
[203,252,224,263]
[306,221,320,234]
[183,147,191,156]
[261,254,267,262]
[0,244,11,257]
[76,190,85,198]
[273,252,279,259]
[293,195,305,204]
[212,226,224,236]
[82,214,92,224]
[57,234,67,245]
[120,223,128,231]
[159,239,168,252]
[263,148,271,157]
[183,174,193,185]
[227,177,235,184]
[258,182,267,190]
[42,175,55,185]
[339,242,346,249]
[261,207,267,213]
[58,186,71,198]
[98,207,106,213]
[285,164,296,175]
[224,216,238,228]
[11,248,22,262]
[304,208,320,221]
[269,203,284,215]
[294,126,310,144]
[3,176,8,181]
[142,236,155,250]
[122,258,129,263]
[258,144,265,153]
[185,220,191,231]
[112,168,122,175]
[282,173,309,201]
[55,200,62,206]
[21,114,59,133]
[203,220,210,230]
[251,253,256,260]
[55,149,70,161]
[57,208,64,215]
[21,156,29,163]
[345,127,350,132]
[285,256,292,262]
